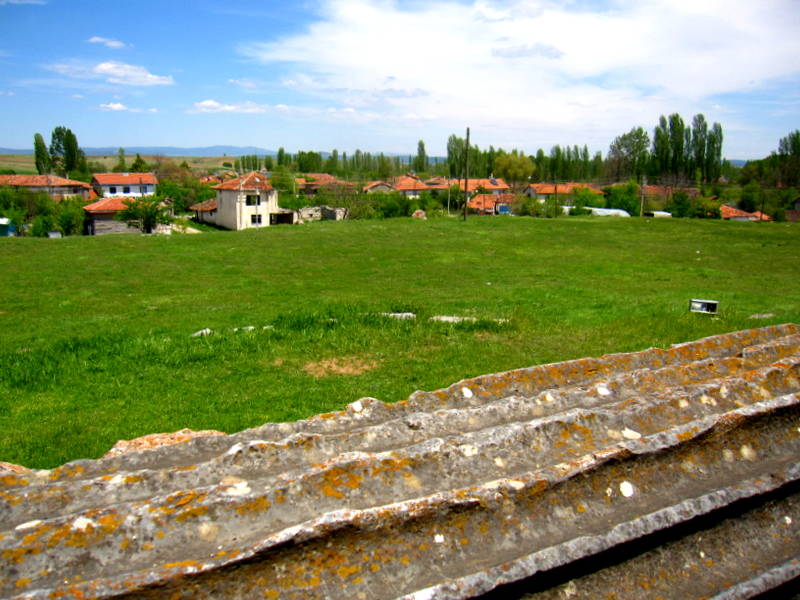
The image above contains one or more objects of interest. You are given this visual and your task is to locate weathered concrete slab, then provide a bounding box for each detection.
[1,324,799,599]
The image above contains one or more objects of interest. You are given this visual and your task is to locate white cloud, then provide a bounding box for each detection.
[228,78,260,89]
[46,60,173,86]
[99,102,159,113]
[71,93,83,99]
[238,0,800,154]
[0,90,15,96]
[189,99,269,113]
[93,61,172,85]
[0,0,46,5]
[87,36,127,49]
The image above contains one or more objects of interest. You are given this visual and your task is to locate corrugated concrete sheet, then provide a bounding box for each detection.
[2,324,799,599]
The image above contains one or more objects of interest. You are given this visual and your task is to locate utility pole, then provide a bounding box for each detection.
[640,175,647,217]
[463,127,470,221]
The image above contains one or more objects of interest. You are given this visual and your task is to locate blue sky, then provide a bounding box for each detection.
[0,0,798,159]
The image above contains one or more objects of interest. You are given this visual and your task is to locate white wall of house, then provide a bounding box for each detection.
[99,183,155,197]
[215,188,279,230]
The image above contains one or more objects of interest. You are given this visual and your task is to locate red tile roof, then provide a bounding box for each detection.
[456,178,510,193]
[83,196,134,213]
[392,175,429,192]
[92,173,158,186]
[213,171,273,191]
[189,199,218,212]
[468,193,516,213]
[300,173,354,190]
[363,181,393,192]
[720,204,773,221]
[527,182,602,195]
[642,185,699,198]
[0,174,91,189]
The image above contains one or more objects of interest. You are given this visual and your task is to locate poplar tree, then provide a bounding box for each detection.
[34,133,51,174]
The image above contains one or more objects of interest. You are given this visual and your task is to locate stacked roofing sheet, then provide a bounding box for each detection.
[1,324,799,599]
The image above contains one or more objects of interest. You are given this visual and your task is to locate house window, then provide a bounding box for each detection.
[140,185,147,193]
[246,194,260,206]
[251,214,262,225]
[123,186,130,194]
[109,186,117,194]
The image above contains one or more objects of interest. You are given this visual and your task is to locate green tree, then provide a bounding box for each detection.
[55,196,86,235]
[603,182,639,215]
[412,140,428,174]
[116,196,172,233]
[129,153,150,172]
[62,129,81,174]
[34,133,51,174]
[112,148,127,173]
[493,150,534,190]
[691,114,708,181]
[607,127,650,181]
[49,126,68,174]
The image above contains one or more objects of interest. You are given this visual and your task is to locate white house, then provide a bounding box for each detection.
[92,173,158,198]
[191,171,291,230]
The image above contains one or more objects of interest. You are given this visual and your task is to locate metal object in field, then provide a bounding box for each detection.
[689,298,719,314]
[1,323,799,600]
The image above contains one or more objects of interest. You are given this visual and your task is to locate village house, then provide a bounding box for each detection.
[362,175,510,199]
[83,196,142,235]
[525,182,603,202]
[0,174,93,201]
[362,181,394,194]
[720,204,773,222]
[190,171,295,230]
[92,173,158,198]
[296,173,354,196]
[468,193,515,215]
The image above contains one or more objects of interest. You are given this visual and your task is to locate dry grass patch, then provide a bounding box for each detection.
[303,356,380,377]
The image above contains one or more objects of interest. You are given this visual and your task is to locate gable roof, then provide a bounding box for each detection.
[468,193,516,212]
[83,196,132,213]
[189,199,218,212]
[0,174,91,189]
[92,173,158,186]
[720,204,773,221]
[457,178,510,193]
[213,171,273,191]
[363,181,394,192]
[527,182,602,195]
[392,174,429,192]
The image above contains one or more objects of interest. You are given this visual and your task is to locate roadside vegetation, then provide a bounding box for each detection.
[1,217,797,468]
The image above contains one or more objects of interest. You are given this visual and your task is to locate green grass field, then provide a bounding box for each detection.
[1,216,798,468]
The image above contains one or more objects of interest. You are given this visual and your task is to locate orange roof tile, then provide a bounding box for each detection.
[527,182,602,195]
[189,199,218,212]
[392,175,429,192]
[0,174,91,189]
[83,196,134,213]
[468,193,516,212]
[363,181,394,192]
[92,173,158,186]
[720,204,772,221]
[213,171,273,191]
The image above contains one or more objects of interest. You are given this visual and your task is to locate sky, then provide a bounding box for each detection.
[0,0,798,159]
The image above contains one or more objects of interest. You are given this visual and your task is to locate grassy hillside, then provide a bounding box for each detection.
[0,154,233,174]
[1,217,798,468]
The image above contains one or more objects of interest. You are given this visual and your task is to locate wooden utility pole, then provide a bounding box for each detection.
[463,127,470,221]
[640,175,647,217]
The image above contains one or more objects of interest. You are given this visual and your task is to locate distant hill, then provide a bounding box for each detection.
[0,146,277,157]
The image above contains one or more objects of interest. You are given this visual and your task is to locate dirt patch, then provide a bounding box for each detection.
[303,356,380,377]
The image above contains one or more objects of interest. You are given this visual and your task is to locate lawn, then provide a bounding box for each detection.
[1,216,798,468]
